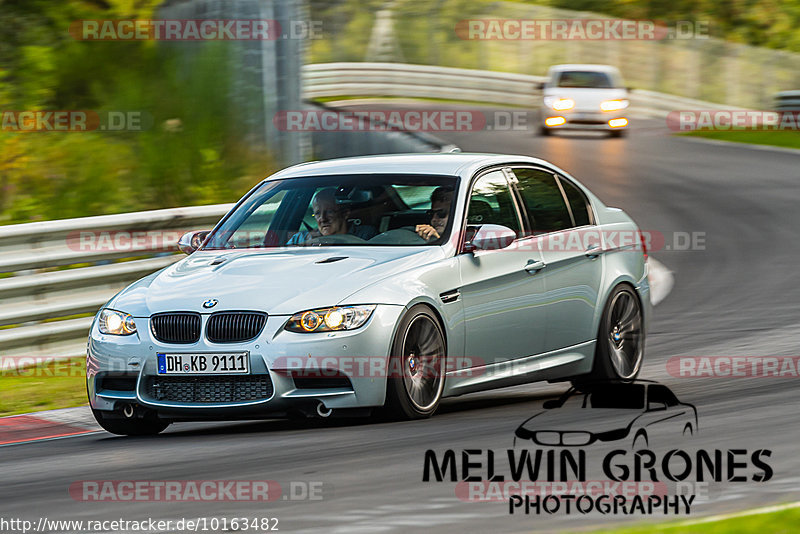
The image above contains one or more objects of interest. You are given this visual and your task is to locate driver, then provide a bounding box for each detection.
[415,186,454,241]
[287,188,375,244]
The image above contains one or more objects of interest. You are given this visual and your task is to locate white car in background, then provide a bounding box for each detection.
[538,64,630,137]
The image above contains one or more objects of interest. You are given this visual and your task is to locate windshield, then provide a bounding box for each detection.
[556,71,614,88]
[203,174,459,249]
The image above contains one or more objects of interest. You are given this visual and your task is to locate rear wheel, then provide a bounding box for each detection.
[574,285,644,386]
[385,305,446,419]
[92,408,169,436]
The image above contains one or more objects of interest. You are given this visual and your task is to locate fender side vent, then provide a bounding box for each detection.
[316,256,348,264]
[440,289,460,304]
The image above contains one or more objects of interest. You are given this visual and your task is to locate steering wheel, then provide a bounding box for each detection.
[368,227,428,245]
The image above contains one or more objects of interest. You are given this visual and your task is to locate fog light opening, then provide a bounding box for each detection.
[545,116,566,127]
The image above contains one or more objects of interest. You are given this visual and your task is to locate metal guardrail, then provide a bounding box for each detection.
[302,62,733,116]
[0,204,233,366]
[775,90,800,111]
[304,62,545,107]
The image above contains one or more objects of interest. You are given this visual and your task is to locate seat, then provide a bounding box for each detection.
[467,199,495,225]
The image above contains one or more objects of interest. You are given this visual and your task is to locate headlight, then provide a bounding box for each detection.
[98,309,137,335]
[285,305,376,333]
[544,97,575,111]
[600,99,629,112]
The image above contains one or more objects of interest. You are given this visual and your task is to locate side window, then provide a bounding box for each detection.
[648,385,680,407]
[559,178,592,227]
[511,168,571,234]
[229,190,287,247]
[467,171,521,235]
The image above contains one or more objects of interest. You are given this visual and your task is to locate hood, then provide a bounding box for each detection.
[543,87,628,112]
[517,407,642,434]
[110,247,444,316]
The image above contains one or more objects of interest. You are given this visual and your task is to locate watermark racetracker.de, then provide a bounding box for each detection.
[1,111,151,132]
[68,479,326,502]
[69,19,323,41]
[62,228,706,253]
[667,110,800,131]
[454,19,709,41]
[667,356,800,378]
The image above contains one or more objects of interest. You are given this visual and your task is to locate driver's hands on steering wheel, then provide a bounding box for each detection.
[415,224,440,241]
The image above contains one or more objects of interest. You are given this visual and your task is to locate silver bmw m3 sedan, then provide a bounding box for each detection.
[87,153,651,435]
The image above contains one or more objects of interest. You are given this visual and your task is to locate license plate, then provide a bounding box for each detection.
[157,352,249,375]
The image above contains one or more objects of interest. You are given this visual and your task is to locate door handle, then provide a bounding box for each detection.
[585,244,603,258]
[524,260,546,273]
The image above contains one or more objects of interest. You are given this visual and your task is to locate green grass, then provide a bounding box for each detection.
[679,130,800,149]
[591,505,800,534]
[0,357,88,416]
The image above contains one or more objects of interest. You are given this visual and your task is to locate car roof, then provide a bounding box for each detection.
[549,64,621,74]
[266,153,554,181]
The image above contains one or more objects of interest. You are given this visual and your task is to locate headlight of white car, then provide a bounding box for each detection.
[600,99,629,112]
[544,97,575,111]
[285,305,376,333]
[98,309,137,335]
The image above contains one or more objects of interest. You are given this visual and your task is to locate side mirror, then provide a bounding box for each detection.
[463,224,516,252]
[535,81,545,91]
[543,399,562,409]
[178,230,211,254]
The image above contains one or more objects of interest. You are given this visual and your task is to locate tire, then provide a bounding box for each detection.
[92,408,169,436]
[609,129,626,138]
[574,284,644,386]
[385,305,446,419]
[539,126,552,136]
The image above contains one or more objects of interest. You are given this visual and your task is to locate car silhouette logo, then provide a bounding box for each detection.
[203,299,218,309]
[514,381,698,449]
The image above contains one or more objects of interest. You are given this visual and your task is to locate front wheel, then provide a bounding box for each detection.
[385,305,446,419]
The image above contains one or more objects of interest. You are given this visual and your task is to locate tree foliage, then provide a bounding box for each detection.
[0,0,272,223]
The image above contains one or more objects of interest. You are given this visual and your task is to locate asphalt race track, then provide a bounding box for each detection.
[2,106,800,533]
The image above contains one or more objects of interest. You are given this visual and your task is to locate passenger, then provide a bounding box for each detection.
[415,186,454,241]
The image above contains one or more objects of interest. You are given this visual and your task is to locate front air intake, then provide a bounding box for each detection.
[150,313,201,344]
[206,311,267,343]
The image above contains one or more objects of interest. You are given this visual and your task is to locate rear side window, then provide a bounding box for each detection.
[559,178,592,227]
[648,385,680,407]
[511,168,571,234]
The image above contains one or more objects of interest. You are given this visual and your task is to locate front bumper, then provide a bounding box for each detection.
[87,305,405,420]
[541,109,628,131]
